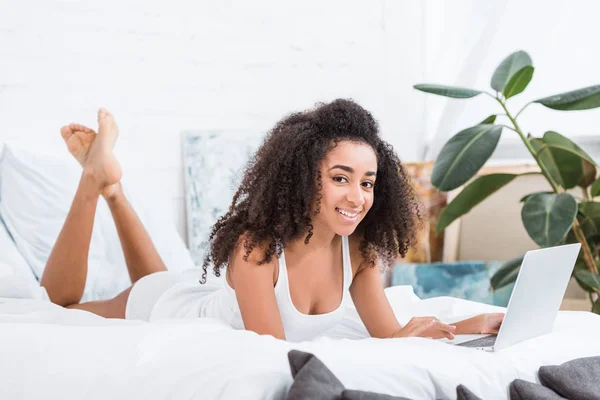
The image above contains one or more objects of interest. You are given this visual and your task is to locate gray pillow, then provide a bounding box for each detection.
[342,390,406,400]
[538,356,600,400]
[287,350,344,400]
[286,350,409,400]
[456,384,483,400]
[510,379,566,400]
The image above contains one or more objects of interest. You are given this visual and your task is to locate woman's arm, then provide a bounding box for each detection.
[229,237,286,340]
[349,259,455,339]
[349,261,403,338]
[348,233,473,339]
[349,258,503,338]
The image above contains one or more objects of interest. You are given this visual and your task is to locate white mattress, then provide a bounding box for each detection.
[1,286,599,400]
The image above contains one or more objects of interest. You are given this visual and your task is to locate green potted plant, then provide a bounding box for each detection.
[414,50,600,314]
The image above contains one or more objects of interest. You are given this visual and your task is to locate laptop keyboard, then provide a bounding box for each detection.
[456,335,497,348]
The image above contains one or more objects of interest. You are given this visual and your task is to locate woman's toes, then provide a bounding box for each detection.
[70,123,94,133]
[98,108,112,121]
[60,125,73,140]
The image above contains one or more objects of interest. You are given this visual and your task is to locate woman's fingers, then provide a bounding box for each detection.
[431,319,456,340]
[406,317,437,334]
[404,317,456,339]
[482,313,505,334]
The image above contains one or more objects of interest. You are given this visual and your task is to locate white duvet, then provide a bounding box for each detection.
[1,286,599,400]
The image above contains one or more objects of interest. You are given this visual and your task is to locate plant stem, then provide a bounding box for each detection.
[496,99,559,191]
[515,101,533,119]
[572,220,598,274]
[499,124,519,133]
[497,98,599,275]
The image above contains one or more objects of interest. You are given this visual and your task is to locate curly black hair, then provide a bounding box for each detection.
[200,98,423,284]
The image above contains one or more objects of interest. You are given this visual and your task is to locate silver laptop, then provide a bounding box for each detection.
[450,243,581,352]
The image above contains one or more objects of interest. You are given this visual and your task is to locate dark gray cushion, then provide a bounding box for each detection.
[538,356,600,400]
[287,350,344,400]
[342,389,408,400]
[510,379,566,400]
[286,350,409,400]
[456,384,483,400]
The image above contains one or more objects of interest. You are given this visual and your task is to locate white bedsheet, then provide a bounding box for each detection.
[1,286,599,400]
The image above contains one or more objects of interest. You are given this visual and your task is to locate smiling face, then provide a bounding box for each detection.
[312,140,378,237]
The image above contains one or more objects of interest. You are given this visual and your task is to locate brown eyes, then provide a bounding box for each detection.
[333,177,374,188]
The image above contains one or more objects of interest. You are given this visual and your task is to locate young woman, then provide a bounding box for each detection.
[41,101,503,342]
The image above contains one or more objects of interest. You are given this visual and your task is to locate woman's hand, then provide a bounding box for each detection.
[390,316,457,340]
[455,313,505,335]
[477,313,504,334]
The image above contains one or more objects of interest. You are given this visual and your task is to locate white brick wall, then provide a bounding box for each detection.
[0,0,429,240]
[9,0,597,243]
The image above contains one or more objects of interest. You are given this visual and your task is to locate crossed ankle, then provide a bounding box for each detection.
[102,182,124,203]
[80,170,107,195]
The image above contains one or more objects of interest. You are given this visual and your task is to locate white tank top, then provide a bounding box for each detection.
[140,236,353,342]
[223,235,353,342]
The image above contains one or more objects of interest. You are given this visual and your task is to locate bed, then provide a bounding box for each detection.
[1,287,600,400]
[1,143,600,399]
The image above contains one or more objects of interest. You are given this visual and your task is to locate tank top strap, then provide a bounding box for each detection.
[341,235,352,291]
[274,247,288,295]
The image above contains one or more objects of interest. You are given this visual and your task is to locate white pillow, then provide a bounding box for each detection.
[0,214,48,300]
[0,143,3,200]
[0,143,195,302]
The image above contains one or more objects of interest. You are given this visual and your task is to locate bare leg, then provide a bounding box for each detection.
[66,286,132,319]
[103,182,167,283]
[42,109,166,317]
[40,172,105,306]
[65,184,168,319]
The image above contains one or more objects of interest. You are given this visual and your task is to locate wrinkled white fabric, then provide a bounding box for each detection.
[2,287,600,400]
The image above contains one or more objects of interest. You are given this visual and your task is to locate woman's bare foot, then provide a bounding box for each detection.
[60,108,122,197]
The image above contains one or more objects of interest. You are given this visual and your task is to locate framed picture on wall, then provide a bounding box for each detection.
[181,130,264,265]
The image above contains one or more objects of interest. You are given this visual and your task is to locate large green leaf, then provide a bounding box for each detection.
[546,147,583,189]
[521,193,578,247]
[592,178,600,197]
[504,66,534,99]
[491,51,533,92]
[573,260,596,293]
[413,84,482,99]
[490,256,523,290]
[569,258,600,298]
[530,138,565,187]
[575,274,595,294]
[543,131,597,166]
[531,133,592,189]
[574,269,600,293]
[431,125,503,191]
[436,174,517,233]
[578,201,600,219]
[479,115,497,124]
[520,191,553,203]
[579,159,596,188]
[577,201,600,239]
[535,85,600,110]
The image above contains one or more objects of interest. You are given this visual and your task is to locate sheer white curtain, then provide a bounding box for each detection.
[420,0,507,161]
[422,0,600,162]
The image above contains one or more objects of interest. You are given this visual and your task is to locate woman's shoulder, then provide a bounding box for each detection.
[226,232,278,289]
[347,233,383,278]
[347,233,366,279]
